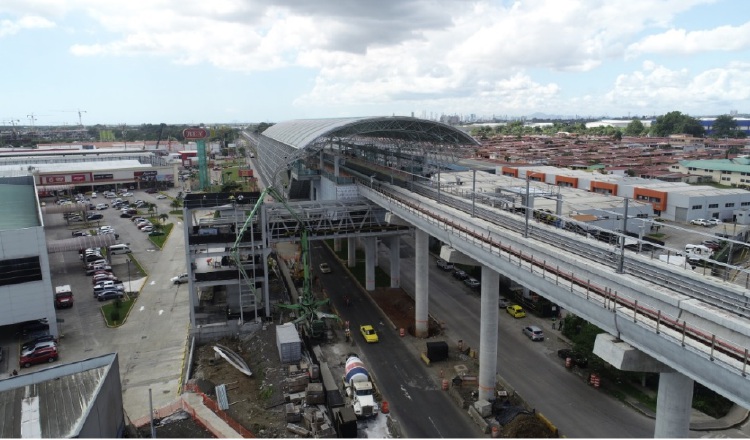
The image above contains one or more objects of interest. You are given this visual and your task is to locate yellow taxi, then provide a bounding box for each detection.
[360,325,379,343]
[506,304,526,318]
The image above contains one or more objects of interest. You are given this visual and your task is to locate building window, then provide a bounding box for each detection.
[0,256,42,287]
[692,205,703,210]
[725,203,735,208]
[709,204,719,208]
[742,202,750,207]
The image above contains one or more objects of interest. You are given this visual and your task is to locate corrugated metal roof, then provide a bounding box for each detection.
[47,234,118,253]
[680,158,750,173]
[0,356,112,438]
[262,117,371,150]
[261,116,480,151]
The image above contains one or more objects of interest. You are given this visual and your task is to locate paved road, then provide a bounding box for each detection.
[41,189,190,422]
[312,241,484,438]
[377,233,656,438]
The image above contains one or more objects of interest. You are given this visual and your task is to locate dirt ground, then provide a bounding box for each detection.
[185,280,552,438]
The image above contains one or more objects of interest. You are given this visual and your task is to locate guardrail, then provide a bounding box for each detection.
[360,183,750,379]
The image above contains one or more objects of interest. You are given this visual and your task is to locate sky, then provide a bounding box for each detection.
[1,0,749,126]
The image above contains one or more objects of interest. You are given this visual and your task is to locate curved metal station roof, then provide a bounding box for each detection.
[261,116,480,151]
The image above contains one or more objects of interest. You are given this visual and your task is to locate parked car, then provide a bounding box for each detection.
[92,273,118,284]
[86,264,112,275]
[360,324,379,343]
[95,203,109,210]
[97,290,124,302]
[452,269,469,280]
[148,230,165,236]
[93,280,123,294]
[522,325,545,341]
[21,334,58,353]
[707,218,723,226]
[436,259,454,271]
[21,340,56,356]
[87,213,104,220]
[557,348,589,368]
[319,263,332,274]
[72,230,90,237]
[498,296,511,308]
[83,254,104,263]
[464,277,480,289]
[506,305,526,318]
[92,269,114,277]
[690,218,709,227]
[20,345,58,368]
[156,194,167,199]
[171,273,189,285]
[120,213,133,218]
[141,226,154,233]
[145,188,158,194]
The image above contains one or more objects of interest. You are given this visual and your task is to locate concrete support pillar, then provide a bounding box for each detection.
[594,334,693,438]
[334,238,342,252]
[347,238,356,268]
[388,236,401,288]
[364,237,376,291]
[334,156,340,177]
[414,229,429,338]
[478,266,500,401]
[654,372,694,438]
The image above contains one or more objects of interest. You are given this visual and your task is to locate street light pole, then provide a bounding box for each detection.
[126,259,131,294]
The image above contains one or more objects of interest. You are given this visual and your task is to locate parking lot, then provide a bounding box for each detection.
[0,187,193,421]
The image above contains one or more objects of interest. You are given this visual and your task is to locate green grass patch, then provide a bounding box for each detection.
[148,223,175,248]
[126,255,146,278]
[101,296,136,326]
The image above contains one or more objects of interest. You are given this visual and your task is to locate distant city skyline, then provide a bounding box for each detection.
[1,1,748,126]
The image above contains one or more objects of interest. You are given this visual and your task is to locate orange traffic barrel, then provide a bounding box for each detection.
[399,327,405,337]
[442,379,449,390]
[381,401,389,414]
[491,425,500,438]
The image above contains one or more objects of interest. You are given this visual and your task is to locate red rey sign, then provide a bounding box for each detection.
[183,128,208,140]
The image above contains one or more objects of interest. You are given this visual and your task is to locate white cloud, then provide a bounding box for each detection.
[1,0,745,119]
[604,61,750,114]
[0,15,54,37]
[627,22,750,56]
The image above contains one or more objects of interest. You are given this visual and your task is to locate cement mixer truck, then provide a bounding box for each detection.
[342,354,379,418]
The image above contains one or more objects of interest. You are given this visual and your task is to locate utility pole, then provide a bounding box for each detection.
[27,113,37,128]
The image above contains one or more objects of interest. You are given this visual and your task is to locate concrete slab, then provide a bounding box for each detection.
[593,333,672,372]
[440,246,479,266]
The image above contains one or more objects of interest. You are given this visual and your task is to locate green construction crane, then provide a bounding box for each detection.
[231,187,338,338]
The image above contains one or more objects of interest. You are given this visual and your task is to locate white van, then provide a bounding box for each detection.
[685,244,712,256]
[109,244,132,255]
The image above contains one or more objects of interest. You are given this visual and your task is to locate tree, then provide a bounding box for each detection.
[624,119,645,136]
[158,213,168,224]
[711,115,740,138]
[650,111,705,137]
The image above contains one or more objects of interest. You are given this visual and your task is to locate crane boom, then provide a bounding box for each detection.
[155,123,166,149]
[231,187,337,336]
